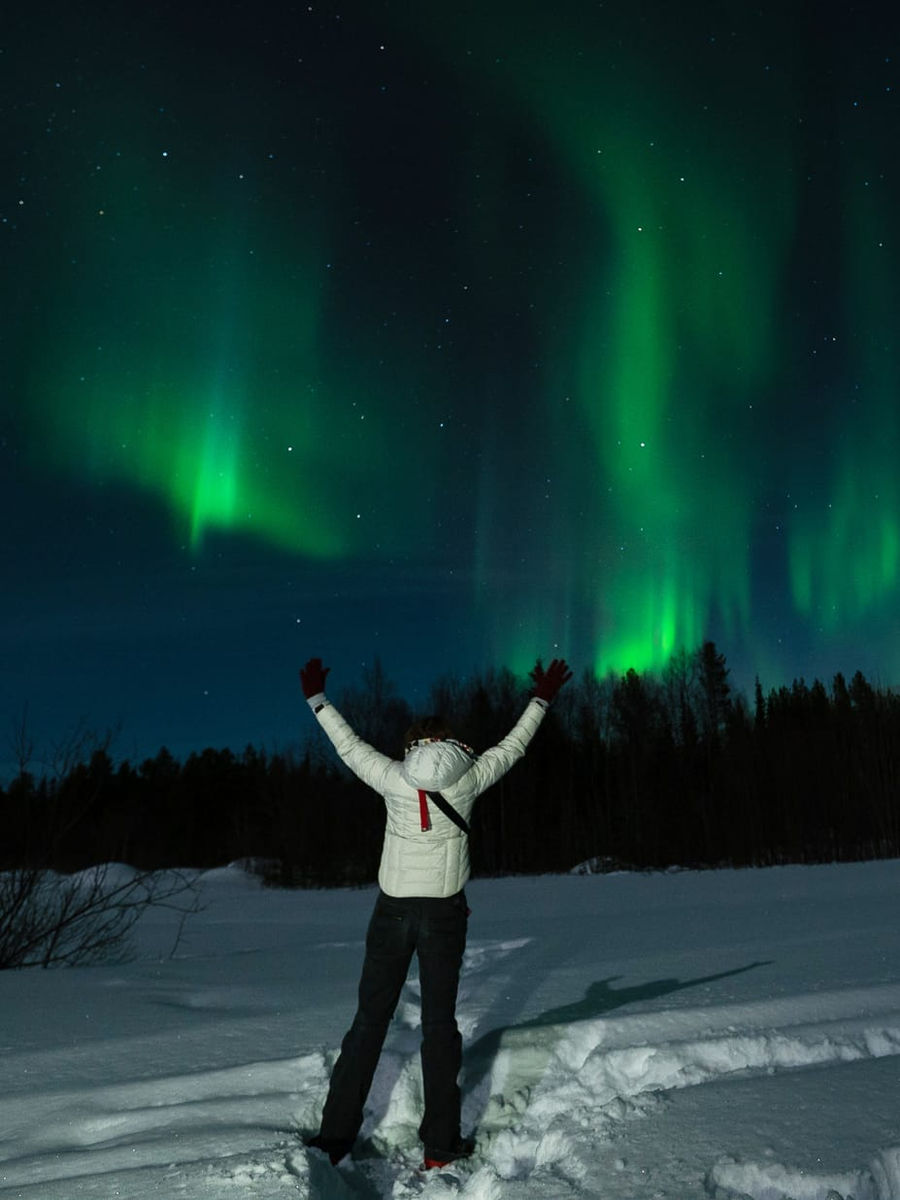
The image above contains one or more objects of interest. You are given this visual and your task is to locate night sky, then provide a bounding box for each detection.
[3,0,899,768]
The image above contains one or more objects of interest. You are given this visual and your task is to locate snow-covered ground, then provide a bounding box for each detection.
[1,860,899,1200]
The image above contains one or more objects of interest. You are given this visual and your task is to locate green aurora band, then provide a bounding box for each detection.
[30,96,459,567]
[37,196,352,558]
[429,2,798,677]
[788,124,899,631]
[25,1,900,685]
[416,2,900,680]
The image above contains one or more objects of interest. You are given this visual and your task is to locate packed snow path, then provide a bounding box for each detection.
[1,861,899,1199]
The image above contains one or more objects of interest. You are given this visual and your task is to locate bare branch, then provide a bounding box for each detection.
[0,865,204,970]
[8,703,35,775]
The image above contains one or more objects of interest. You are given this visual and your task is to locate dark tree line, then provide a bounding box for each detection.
[3,645,899,885]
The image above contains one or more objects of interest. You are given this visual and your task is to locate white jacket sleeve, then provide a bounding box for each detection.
[306,695,398,795]
[464,697,548,797]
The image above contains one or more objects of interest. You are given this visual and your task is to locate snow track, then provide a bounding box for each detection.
[1,863,900,1198]
[355,973,900,1199]
[0,1055,328,1196]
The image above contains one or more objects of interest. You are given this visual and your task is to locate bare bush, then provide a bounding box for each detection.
[0,864,203,969]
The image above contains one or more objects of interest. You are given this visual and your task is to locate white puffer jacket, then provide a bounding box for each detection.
[306,693,549,897]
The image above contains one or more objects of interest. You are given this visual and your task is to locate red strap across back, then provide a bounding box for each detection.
[418,790,431,831]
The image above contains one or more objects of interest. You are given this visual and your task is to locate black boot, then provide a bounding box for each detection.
[423,1135,475,1169]
[305,1134,352,1165]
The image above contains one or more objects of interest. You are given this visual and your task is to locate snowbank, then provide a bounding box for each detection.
[0,860,899,1198]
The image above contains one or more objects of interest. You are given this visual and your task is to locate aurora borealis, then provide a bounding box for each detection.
[3,0,899,761]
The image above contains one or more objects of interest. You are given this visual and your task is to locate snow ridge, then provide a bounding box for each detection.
[349,968,900,1199]
[2,863,900,1199]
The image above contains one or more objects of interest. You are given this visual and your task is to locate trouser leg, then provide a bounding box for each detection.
[416,892,468,1156]
[318,893,415,1147]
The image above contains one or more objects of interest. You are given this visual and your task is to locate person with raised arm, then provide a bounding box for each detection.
[299,654,573,1171]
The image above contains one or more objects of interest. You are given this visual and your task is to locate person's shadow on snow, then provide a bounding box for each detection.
[462,960,772,1123]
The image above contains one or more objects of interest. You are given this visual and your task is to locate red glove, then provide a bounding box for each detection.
[530,657,573,703]
[300,657,331,698]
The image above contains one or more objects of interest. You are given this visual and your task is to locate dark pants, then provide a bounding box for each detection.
[317,889,468,1158]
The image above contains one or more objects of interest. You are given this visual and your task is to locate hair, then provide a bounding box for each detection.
[404,714,454,748]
